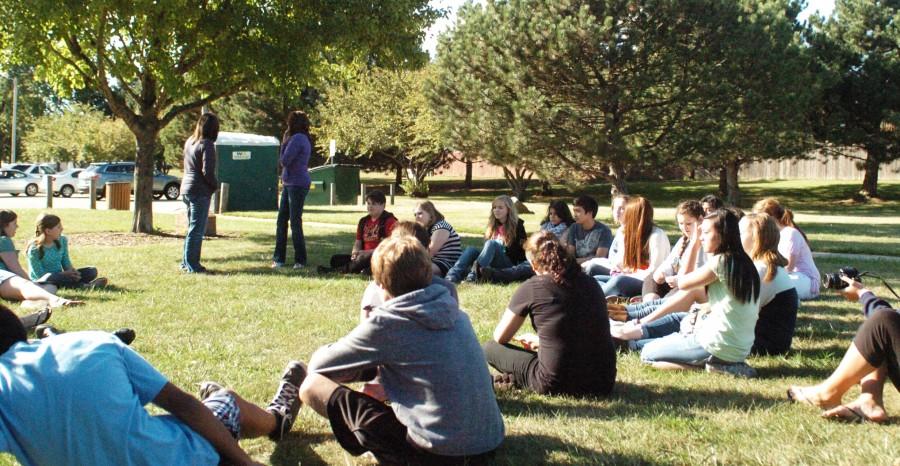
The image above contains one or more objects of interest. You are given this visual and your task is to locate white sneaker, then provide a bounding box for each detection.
[292,263,305,270]
[271,261,285,268]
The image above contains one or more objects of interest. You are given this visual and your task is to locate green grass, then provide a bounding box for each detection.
[2,192,900,465]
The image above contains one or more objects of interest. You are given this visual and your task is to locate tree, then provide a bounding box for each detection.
[0,0,437,232]
[431,0,745,195]
[678,0,816,206]
[318,68,453,197]
[23,103,133,164]
[0,66,52,164]
[808,0,900,199]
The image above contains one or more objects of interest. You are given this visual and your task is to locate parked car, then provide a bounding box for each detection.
[51,168,84,198]
[0,168,42,197]
[3,163,57,177]
[77,162,181,200]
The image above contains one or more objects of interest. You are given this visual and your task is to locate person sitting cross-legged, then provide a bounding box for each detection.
[300,235,505,464]
[0,304,305,465]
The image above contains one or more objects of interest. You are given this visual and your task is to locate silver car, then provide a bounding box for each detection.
[51,168,84,198]
[0,168,42,196]
[77,162,181,200]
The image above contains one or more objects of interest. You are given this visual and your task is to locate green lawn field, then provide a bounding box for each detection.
[1,179,899,465]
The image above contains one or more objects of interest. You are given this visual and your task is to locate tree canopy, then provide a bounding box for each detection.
[0,0,437,231]
[23,103,133,164]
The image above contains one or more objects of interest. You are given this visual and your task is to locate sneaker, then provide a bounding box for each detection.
[292,263,305,270]
[266,361,307,440]
[88,277,109,288]
[198,381,225,401]
[271,261,285,269]
[112,328,136,345]
[705,358,758,378]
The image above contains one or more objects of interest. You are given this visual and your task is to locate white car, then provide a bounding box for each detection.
[0,168,42,196]
[51,168,84,198]
[3,163,56,177]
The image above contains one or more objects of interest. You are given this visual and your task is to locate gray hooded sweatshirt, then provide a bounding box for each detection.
[309,284,505,456]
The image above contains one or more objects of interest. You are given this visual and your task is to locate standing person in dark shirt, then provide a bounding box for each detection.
[788,279,899,423]
[272,111,313,269]
[483,231,616,396]
[180,113,219,274]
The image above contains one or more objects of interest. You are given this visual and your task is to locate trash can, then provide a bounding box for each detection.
[106,182,131,210]
[214,132,280,211]
[307,164,361,205]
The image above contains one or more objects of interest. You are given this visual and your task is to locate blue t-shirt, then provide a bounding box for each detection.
[0,236,15,272]
[0,332,219,466]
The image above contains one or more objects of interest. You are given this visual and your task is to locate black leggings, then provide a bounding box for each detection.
[482,340,539,391]
[854,309,900,391]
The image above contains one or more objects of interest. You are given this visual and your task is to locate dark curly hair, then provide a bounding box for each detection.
[525,231,578,286]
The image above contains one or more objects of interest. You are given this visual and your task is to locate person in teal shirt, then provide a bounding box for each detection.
[26,213,108,289]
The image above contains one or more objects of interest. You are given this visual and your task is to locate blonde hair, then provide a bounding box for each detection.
[415,201,444,229]
[371,236,433,298]
[744,213,788,282]
[485,195,519,246]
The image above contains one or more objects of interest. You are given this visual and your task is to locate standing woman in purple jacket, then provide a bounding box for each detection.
[272,111,312,269]
[180,113,219,274]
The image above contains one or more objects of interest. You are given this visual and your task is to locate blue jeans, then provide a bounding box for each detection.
[46,267,98,289]
[182,193,211,272]
[602,275,644,298]
[626,298,667,320]
[273,186,309,265]
[446,240,513,283]
[640,332,711,366]
[630,312,687,351]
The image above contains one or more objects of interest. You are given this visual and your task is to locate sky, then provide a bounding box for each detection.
[423,0,837,57]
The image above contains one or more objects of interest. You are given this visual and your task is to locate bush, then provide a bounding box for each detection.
[401,178,429,198]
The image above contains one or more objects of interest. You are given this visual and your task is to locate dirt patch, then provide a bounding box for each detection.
[67,232,183,247]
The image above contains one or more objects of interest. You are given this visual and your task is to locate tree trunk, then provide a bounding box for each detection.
[608,163,628,196]
[502,166,532,202]
[394,165,404,194]
[718,166,727,198]
[132,126,161,233]
[540,180,553,196]
[860,151,880,199]
[724,159,741,207]
[464,159,473,189]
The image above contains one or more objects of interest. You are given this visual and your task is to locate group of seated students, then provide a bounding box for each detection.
[1,191,897,464]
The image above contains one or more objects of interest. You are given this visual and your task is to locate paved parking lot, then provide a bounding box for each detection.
[0,193,186,214]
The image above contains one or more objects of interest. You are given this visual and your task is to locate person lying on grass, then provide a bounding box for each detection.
[26,213,108,289]
[636,209,761,377]
[0,210,82,308]
[301,235,504,464]
[319,190,397,275]
[788,278,898,424]
[0,303,304,465]
[483,231,617,396]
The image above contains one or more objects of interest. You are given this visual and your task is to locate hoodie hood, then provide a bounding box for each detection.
[379,284,459,330]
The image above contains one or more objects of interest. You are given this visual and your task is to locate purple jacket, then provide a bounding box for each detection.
[280,133,311,188]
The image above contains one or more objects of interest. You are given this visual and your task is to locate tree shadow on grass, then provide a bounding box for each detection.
[269,432,332,466]
[495,433,664,465]
[497,381,783,422]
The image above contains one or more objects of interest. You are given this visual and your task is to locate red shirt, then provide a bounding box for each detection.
[357,215,397,250]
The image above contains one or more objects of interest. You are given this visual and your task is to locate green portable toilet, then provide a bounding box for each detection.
[307,164,361,205]
[215,132,280,211]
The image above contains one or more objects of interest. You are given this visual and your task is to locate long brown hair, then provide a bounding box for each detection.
[415,200,445,229]
[191,113,220,143]
[744,213,788,282]
[282,110,311,145]
[622,196,654,271]
[485,195,519,246]
[525,231,577,286]
[32,213,62,260]
[752,197,808,244]
[675,200,704,261]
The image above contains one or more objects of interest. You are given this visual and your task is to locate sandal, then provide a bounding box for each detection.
[786,386,838,410]
[49,297,85,308]
[20,307,52,332]
[823,405,867,424]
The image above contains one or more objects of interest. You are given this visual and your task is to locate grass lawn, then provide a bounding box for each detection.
[1,183,899,465]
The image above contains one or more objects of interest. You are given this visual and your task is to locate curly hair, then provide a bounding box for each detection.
[525,231,578,286]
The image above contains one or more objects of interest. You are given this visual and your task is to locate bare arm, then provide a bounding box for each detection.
[153,383,261,466]
[0,251,28,279]
[594,247,609,259]
[350,240,363,259]
[428,229,450,257]
[493,309,526,344]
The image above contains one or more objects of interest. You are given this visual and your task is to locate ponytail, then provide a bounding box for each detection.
[753,197,809,246]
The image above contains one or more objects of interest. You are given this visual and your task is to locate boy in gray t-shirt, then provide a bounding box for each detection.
[564,195,613,263]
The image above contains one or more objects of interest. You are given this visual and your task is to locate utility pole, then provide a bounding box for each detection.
[10,77,18,163]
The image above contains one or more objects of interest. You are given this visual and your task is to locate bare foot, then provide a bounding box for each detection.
[822,395,888,423]
[649,361,702,371]
[787,385,841,410]
[49,297,84,308]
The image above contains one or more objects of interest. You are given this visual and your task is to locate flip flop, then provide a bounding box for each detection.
[20,307,52,332]
[822,405,867,424]
[786,386,837,409]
